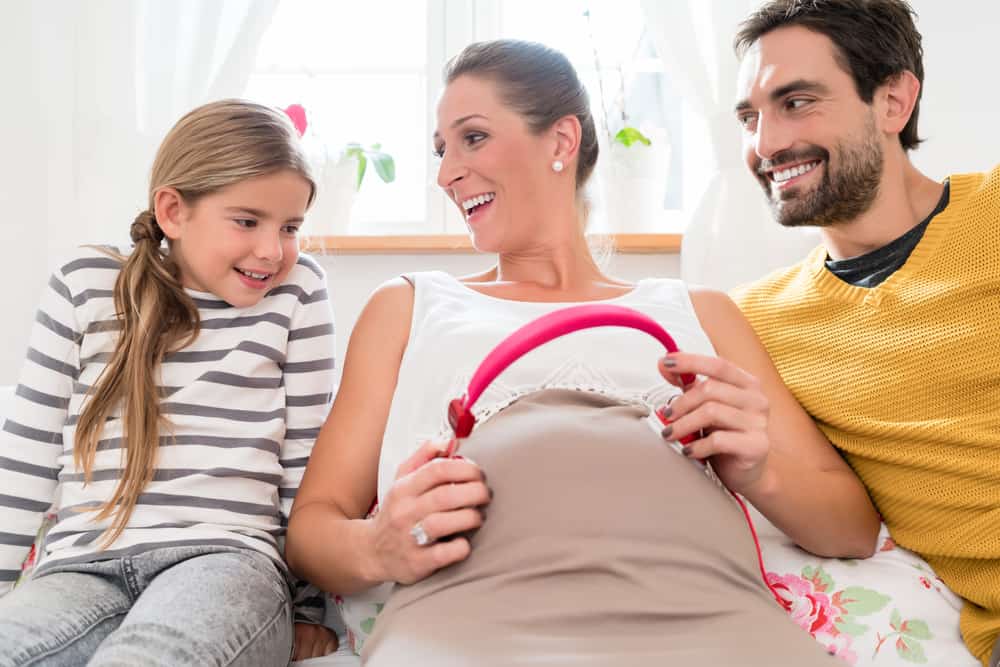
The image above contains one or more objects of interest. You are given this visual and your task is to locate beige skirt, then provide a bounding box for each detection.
[363,389,838,666]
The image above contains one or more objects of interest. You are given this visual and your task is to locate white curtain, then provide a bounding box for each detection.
[0,0,277,384]
[640,0,820,291]
[46,0,279,249]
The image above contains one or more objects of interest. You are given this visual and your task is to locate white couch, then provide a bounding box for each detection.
[1,386,980,665]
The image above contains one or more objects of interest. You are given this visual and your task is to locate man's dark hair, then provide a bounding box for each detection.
[734,0,924,150]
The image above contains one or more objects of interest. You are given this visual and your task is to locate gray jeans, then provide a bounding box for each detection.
[0,545,293,667]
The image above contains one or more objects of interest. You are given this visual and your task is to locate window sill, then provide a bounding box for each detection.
[301,234,681,255]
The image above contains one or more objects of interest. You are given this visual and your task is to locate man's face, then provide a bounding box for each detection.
[735,26,883,228]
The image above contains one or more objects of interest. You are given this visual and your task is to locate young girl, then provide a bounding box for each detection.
[0,100,338,665]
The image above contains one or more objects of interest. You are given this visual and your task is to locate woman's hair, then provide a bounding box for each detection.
[444,39,600,190]
[734,0,924,151]
[75,99,315,546]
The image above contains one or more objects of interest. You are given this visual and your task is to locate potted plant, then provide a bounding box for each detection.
[584,10,670,234]
[283,104,396,235]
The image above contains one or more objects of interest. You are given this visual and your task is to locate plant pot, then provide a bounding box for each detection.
[305,157,357,236]
[595,130,671,234]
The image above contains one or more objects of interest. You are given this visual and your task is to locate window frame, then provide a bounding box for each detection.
[262,0,682,252]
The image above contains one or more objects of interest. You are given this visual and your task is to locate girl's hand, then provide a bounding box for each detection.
[292,622,338,660]
[657,352,771,495]
[370,439,490,585]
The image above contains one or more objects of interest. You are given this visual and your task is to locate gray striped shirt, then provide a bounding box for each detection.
[0,246,335,621]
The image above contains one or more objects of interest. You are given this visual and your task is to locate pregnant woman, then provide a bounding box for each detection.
[286,39,879,666]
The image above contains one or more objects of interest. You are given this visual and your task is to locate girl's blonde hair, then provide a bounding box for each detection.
[75,99,315,546]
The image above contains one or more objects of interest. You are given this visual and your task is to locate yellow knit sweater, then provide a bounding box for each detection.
[733,167,1000,664]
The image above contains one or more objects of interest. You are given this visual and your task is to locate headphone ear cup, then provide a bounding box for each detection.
[448,399,476,443]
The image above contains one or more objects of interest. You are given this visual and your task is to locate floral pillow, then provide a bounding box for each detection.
[749,506,978,665]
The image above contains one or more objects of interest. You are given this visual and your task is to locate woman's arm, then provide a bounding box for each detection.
[286,278,489,595]
[670,287,879,559]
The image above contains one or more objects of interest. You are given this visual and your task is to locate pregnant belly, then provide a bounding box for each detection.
[363,389,815,666]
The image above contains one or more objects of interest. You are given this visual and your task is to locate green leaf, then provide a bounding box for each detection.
[614,126,652,147]
[360,616,376,634]
[375,603,385,614]
[901,618,932,640]
[355,153,368,190]
[838,587,890,616]
[834,618,868,636]
[802,565,834,592]
[890,608,902,631]
[341,146,363,164]
[895,635,928,663]
[835,617,869,637]
[369,151,396,184]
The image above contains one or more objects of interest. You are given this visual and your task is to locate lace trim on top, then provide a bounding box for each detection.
[430,356,681,441]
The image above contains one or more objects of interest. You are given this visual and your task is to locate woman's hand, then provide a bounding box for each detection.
[657,352,772,495]
[292,622,338,661]
[369,439,490,585]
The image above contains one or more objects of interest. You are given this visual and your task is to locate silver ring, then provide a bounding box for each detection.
[410,521,431,546]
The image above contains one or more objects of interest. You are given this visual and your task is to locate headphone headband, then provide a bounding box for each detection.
[447,304,696,443]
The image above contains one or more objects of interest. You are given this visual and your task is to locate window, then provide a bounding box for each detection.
[246,0,686,238]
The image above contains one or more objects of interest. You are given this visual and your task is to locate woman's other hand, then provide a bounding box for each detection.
[369,439,490,585]
[658,352,771,495]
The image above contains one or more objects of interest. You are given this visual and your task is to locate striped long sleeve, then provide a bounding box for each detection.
[0,264,79,593]
[279,255,336,624]
[0,247,338,621]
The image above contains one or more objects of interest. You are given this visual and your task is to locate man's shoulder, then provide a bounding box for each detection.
[945,164,1000,204]
[730,250,821,311]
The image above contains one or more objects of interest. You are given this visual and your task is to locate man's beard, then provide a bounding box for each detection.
[757,116,883,228]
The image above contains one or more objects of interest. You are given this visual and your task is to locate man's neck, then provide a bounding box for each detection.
[820,158,944,261]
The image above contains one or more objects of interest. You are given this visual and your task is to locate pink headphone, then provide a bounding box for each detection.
[443,303,782,605]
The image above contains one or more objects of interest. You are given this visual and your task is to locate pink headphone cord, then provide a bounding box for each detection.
[446,303,782,607]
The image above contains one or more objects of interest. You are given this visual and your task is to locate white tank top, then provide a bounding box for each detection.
[376,271,717,501]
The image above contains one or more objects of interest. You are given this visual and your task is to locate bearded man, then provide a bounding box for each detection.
[729,2,1000,665]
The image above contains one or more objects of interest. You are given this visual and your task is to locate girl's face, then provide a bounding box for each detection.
[433,75,560,252]
[159,169,312,307]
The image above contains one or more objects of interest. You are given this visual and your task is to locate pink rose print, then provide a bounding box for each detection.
[767,572,837,636]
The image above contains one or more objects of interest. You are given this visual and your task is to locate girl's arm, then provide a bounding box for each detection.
[286,278,488,596]
[668,288,879,559]
[277,256,337,627]
[0,261,80,594]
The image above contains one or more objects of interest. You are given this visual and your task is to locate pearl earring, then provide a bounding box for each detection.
[552,160,564,173]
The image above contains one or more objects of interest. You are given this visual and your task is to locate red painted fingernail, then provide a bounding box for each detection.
[681,445,693,457]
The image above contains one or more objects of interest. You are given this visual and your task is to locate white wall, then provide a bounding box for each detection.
[1,0,998,384]
[908,2,1000,179]
[0,4,62,388]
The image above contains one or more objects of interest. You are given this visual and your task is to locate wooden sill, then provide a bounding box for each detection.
[301,233,681,255]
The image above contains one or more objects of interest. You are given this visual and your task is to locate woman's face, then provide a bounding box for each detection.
[434,75,560,252]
